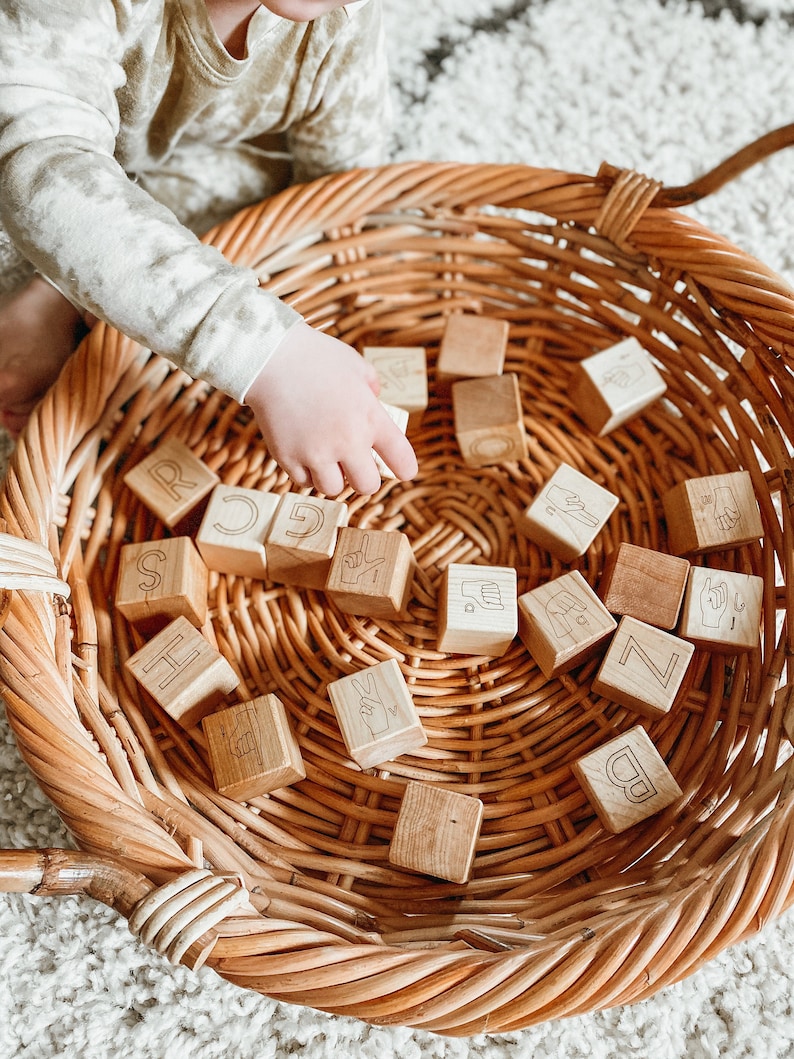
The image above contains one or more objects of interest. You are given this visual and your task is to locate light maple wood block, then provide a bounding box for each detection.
[572,725,683,833]
[570,337,667,436]
[195,484,280,578]
[452,373,528,468]
[518,570,616,678]
[592,615,695,719]
[203,695,305,800]
[115,536,208,634]
[678,566,763,652]
[437,314,509,383]
[389,781,484,884]
[125,615,239,729]
[123,437,219,528]
[373,402,410,480]
[662,470,764,554]
[327,658,428,770]
[265,493,349,589]
[598,543,690,630]
[325,527,415,619]
[363,346,428,425]
[518,463,619,562]
[437,563,517,656]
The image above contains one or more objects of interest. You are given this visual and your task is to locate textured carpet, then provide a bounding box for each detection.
[2,1,794,1056]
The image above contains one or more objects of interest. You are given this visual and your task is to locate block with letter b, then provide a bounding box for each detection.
[572,724,683,833]
[195,483,280,578]
[265,492,349,589]
[389,781,484,884]
[325,526,415,619]
[662,470,764,554]
[125,615,240,730]
[437,563,518,656]
[570,336,667,436]
[592,615,695,719]
[518,462,619,562]
[115,536,208,634]
[678,566,764,652]
[123,437,219,528]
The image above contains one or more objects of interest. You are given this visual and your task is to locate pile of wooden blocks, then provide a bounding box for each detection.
[116,316,766,885]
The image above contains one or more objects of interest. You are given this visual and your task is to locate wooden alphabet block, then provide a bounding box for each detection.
[570,337,667,436]
[325,527,415,619]
[437,314,509,383]
[389,781,484,884]
[125,615,239,729]
[115,536,208,634]
[373,402,410,480]
[327,658,427,770]
[598,543,690,630]
[437,563,517,656]
[518,570,616,678]
[518,463,619,562]
[662,470,764,554]
[265,493,349,589]
[678,566,763,652]
[195,484,280,578]
[452,373,528,468]
[123,437,219,528]
[203,695,305,800]
[592,615,695,719]
[572,725,683,833]
[363,346,428,425]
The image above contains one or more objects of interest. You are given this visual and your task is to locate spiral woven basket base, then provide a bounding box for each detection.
[1,162,793,1036]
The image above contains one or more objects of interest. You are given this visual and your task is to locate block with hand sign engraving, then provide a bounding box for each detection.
[327,658,427,770]
[678,566,763,652]
[572,725,682,833]
[662,470,763,554]
[570,337,667,436]
[438,563,517,656]
[326,526,415,619]
[363,346,428,426]
[518,463,619,562]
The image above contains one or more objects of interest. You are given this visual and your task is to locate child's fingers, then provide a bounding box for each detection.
[309,462,346,498]
[339,452,383,497]
[372,421,418,483]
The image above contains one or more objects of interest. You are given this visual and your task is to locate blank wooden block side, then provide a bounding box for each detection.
[570,337,667,436]
[662,470,764,554]
[327,658,428,770]
[125,615,239,729]
[678,566,764,651]
[196,484,280,578]
[518,463,619,562]
[572,725,683,833]
[123,437,219,528]
[592,615,695,719]
[325,527,415,619]
[452,373,528,468]
[115,536,208,633]
[389,781,484,884]
[438,563,517,656]
[598,542,690,629]
[203,695,305,800]
[437,314,509,382]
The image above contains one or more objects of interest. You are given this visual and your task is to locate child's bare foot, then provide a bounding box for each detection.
[0,276,88,437]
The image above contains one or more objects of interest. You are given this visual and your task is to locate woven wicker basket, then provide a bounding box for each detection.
[1,136,794,1036]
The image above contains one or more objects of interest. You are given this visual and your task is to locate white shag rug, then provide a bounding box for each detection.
[2,1,794,1056]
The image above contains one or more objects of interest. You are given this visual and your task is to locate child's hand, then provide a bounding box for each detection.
[245,322,418,496]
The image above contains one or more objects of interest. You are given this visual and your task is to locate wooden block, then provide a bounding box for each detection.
[437,563,517,656]
[373,402,410,480]
[325,527,415,619]
[518,463,619,562]
[125,615,239,729]
[678,566,763,652]
[265,493,349,588]
[327,658,428,770]
[592,615,695,719]
[195,483,280,578]
[437,314,508,382]
[123,437,219,528]
[662,470,764,554]
[518,570,616,678]
[363,346,428,425]
[572,724,683,833]
[389,781,484,884]
[598,543,690,630]
[452,373,528,467]
[570,337,667,436]
[203,695,305,800]
[115,536,208,634]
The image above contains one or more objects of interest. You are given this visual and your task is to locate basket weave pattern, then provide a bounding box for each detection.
[1,161,793,1035]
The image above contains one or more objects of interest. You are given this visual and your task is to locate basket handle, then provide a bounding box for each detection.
[598,121,794,206]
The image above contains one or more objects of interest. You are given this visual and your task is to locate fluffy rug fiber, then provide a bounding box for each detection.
[2,1,794,1055]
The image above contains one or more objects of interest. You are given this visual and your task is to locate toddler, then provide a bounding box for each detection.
[0,0,417,496]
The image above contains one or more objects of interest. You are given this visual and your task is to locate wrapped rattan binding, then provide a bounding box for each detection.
[1,127,794,1035]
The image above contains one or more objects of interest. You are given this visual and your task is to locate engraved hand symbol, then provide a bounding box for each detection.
[545,485,599,526]
[340,532,386,586]
[372,354,414,393]
[545,589,589,637]
[460,579,504,612]
[601,362,644,388]
[699,576,728,629]
[711,486,741,532]
[351,671,397,736]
